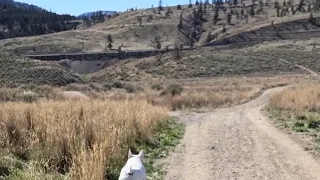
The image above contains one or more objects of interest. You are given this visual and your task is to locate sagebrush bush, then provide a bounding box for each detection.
[89,83,103,92]
[123,83,136,93]
[112,81,124,89]
[151,84,163,91]
[103,83,112,91]
[161,84,184,96]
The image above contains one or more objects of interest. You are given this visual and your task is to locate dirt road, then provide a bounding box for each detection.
[165,87,320,180]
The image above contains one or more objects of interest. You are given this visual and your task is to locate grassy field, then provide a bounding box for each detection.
[267,85,320,152]
[0,99,184,179]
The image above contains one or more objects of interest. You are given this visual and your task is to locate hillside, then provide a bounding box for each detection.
[0,0,80,40]
[1,0,319,55]
[0,0,319,86]
[0,53,83,87]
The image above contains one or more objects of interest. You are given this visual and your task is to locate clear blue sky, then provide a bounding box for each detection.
[17,0,188,16]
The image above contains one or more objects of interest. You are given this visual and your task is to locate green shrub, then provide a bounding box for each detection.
[307,115,320,129]
[151,84,163,91]
[161,84,184,96]
[112,81,124,89]
[293,121,308,132]
[103,83,112,91]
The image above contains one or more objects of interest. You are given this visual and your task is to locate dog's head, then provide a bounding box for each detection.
[118,149,146,180]
[128,149,144,161]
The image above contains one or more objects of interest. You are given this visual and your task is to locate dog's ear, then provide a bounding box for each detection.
[138,150,145,161]
[128,149,133,159]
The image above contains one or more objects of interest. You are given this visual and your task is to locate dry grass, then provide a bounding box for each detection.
[270,85,320,111]
[0,100,168,179]
[268,84,320,150]
[92,75,311,110]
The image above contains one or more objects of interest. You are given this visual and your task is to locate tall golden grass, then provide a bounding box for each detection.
[270,85,320,111]
[0,100,168,179]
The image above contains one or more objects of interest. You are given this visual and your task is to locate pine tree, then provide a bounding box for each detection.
[241,8,244,18]
[274,1,279,9]
[154,36,161,49]
[107,34,113,50]
[158,0,163,11]
[250,5,255,17]
[283,0,287,7]
[227,13,232,23]
[213,6,219,25]
[189,0,193,8]
[276,6,280,17]
[173,42,181,59]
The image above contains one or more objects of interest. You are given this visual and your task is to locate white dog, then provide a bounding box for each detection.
[118,149,147,180]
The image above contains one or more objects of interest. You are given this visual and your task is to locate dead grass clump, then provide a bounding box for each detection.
[163,86,260,110]
[0,100,168,179]
[0,88,21,102]
[270,85,320,111]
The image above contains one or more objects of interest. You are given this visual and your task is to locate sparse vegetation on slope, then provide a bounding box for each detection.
[88,48,305,82]
[3,0,320,55]
[0,54,83,87]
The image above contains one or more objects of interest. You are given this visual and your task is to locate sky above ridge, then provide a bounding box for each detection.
[17,0,189,16]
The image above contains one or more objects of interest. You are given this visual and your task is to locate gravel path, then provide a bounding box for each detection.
[164,87,320,180]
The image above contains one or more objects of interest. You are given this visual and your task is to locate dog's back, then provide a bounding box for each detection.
[118,150,146,180]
